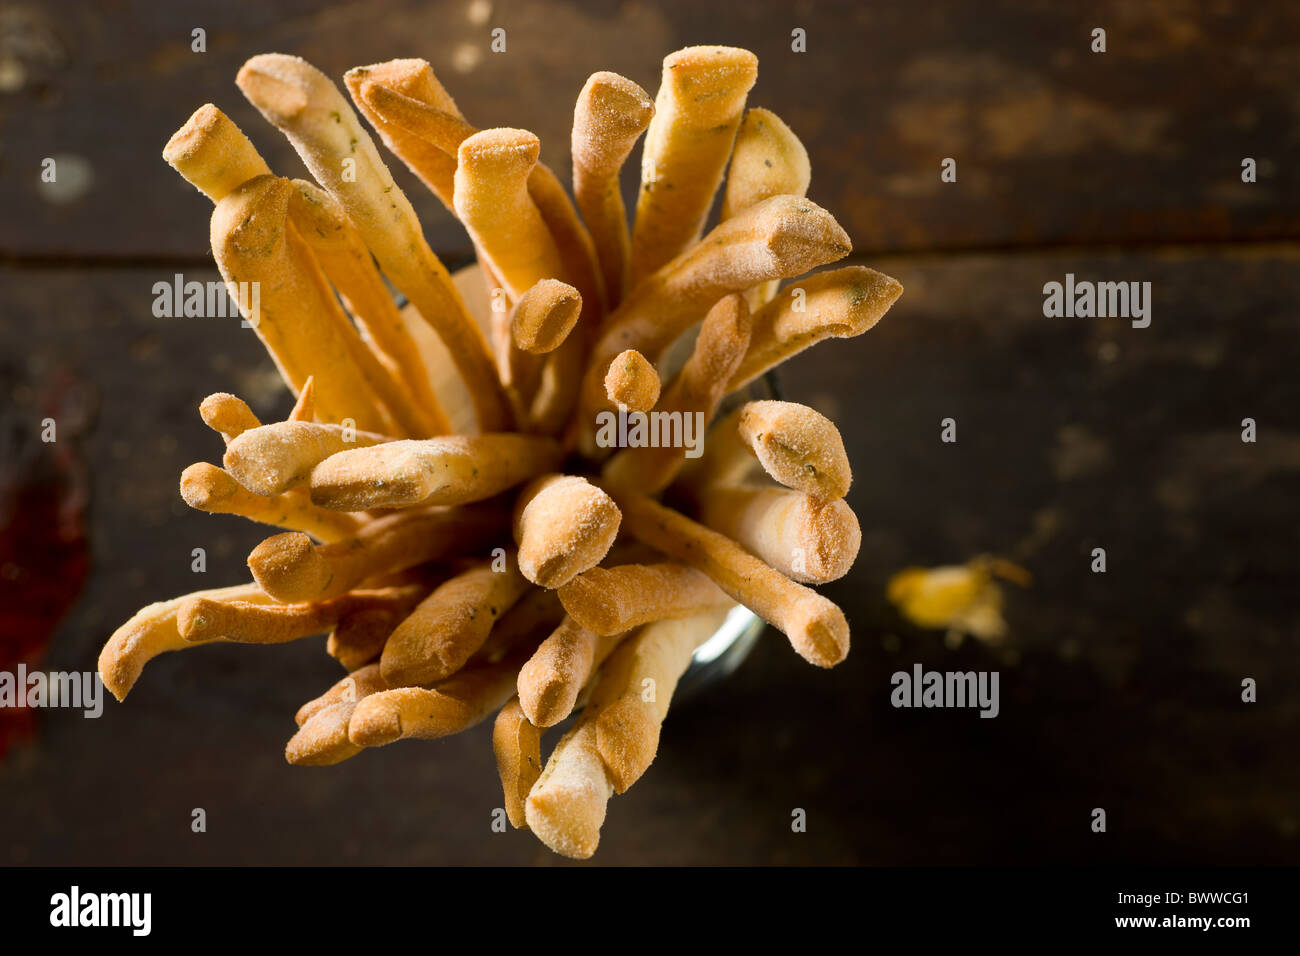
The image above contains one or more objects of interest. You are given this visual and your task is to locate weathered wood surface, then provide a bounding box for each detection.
[1,246,1295,864]
[1,0,1298,260]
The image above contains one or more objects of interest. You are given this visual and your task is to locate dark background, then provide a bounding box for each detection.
[1,0,1297,865]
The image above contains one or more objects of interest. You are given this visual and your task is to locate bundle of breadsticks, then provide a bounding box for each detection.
[100,46,901,858]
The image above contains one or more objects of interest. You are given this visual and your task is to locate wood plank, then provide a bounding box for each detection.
[1,1,1297,260]
[0,247,1294,863]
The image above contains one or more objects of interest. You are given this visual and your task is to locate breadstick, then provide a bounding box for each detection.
[471,586,565,666]
[585,609,728,792]
[308,434,561,511]
[524,720,613,859]
[697,485,861,584]
[579,194,851,447]
[163,103,271,202]
[327,608,398,671]
[247,504,508,603]
[178,585,427,645]
[611,489,850,667]
[379,557,531,687]
[512,475,621,588]
[453,128,567,302]
[287,663,389,766]
[287,377,316,422]
[729,265,904,390]
[557,562,732,636]
[348,61,603,438]
[236,54,511,432]
[493,696,542,829]
[571,72,654,308]
[602,293,751,493]
[295,662,387,726]
[350,64,604,323]
[223,420,391,497]
[505,279,582,418]
[603,349,660,412]
[97,583,271,701]
[628,46,758,289]
[210,175,396,434]
[674,405,762,493]
[736,400,852,500]
[511,279,581,355]
[198,393,262,443]
[349,653,524,746]
[285,179,449,436]
[344,60,470,210]
[180,462,360,542]
[516,616,624,728]
[721,108,811,308]
[525,162,607,322]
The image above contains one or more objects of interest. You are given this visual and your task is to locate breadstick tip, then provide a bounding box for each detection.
[247,532,328,601]
[347,696,404,747]
[236,53,319,124]
[179,462,239,509]
[604,350,660,412]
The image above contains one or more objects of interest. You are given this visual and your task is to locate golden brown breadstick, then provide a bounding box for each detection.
[628,46,758,289]
[471,586,565,666]
[602,294,751,493]
[287,377,316,422]
[285,179,448,436]
[223,420,391,497]
[516,616,625,728]
[729,266,903,390]
[611,489,849,667]
[379,556,531,687]
[287,663,389,766]
[557,562,732,636]
[571,71,654,308]
[512,475,621,588]
[721,108,811,308]
[210,175,396,434]
[178,585,427,645]
[603,349,660,412]
[493,696,542,829]
[721,108,812,221]
[674,405,762,494]
[97,583,271,701]
[308,434,562,511]
[697,485,861,584]
[350,63,604,325]
[295,662,387,726]
[524,720,613,859]
[199,392,262,443]
[349,653,524,746]
[511,279,582,355]
[344,60,470,210]
[736,400,852,500]
[579,195,851,447]
[180,462,360,542]
[453,128,567,301]
[586,609,728,792]
[327,608,398,671]
[236,54,511,432]
[247,504,508,603]
[163,103,272,202]
[505,279,582,419]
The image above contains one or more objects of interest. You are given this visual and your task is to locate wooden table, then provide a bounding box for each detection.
[1,0,1296,865]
